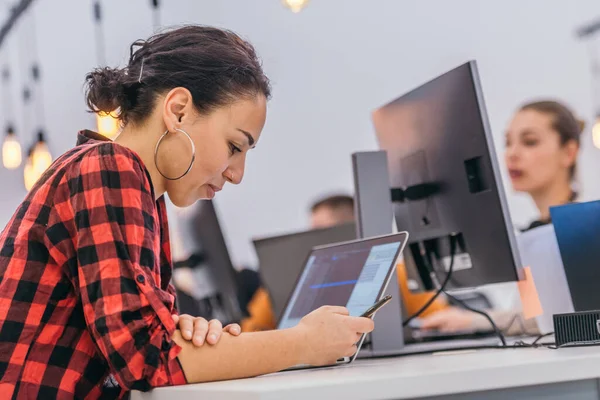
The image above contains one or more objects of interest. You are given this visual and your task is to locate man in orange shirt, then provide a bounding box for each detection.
[241,195,447,332]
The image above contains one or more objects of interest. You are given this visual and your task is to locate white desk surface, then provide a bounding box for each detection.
[133,345,600,400]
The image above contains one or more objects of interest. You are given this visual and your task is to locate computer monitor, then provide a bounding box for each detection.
[551,200,600,312]
[253,223,356,321]
[371,60,521,290]
[186,200,243,324]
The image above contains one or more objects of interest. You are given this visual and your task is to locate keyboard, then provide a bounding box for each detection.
[409,328,496,343]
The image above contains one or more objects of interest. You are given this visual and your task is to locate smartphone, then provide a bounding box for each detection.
[360,295,392,318]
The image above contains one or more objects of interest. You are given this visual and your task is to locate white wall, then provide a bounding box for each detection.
[1,0,599,267]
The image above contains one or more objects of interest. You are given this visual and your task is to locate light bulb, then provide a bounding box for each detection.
[2,128,22,169]
[593,117,600,149]
[23,153,38,191]
[32,141,52,174]
[31,131,53,175]
[96,111,120,139]
[282,0,309,13]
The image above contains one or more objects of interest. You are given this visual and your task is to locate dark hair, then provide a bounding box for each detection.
[519,100,584,180]
[310,194,355,214]
[85,25,271,125]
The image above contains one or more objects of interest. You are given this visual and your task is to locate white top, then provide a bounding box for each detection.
[132,346,600,400]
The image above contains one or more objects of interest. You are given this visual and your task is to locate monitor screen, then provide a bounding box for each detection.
[551,201,600,312]
[278,233,407,330]
[371,60,521,289]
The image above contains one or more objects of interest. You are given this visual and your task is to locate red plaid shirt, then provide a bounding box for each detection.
[0,130,187,399]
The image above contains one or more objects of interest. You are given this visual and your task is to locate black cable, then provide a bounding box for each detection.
[513,332,555,348]
[0,0,35,49]
[400,234,525,348]
[384,341,558,359]
[402,235,457,327]
[93,1,106,66]
[0,64,13,127]
[151,0,160,31]
[401,234,507,346]
[443,291,507,347]
[29,8,45,131]
[532,332,554,346]
[367,331,555,360]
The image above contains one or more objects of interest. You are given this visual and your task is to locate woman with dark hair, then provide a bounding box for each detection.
[0,26,373,399]
[419,99,583,334]
[505,100,582,230]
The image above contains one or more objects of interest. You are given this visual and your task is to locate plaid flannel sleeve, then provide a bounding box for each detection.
[69,144,187,391]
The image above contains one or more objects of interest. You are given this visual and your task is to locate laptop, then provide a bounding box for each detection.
[253,223,357,321]
[551,201,600,312]
[517,223,574,333]
[277,232,409,369]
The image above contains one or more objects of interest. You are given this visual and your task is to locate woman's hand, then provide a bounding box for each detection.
[173,314,241,347]
[293,306,375,366]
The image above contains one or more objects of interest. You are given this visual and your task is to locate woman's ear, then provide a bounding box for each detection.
[562,140,579,169]
[162,87,193,130]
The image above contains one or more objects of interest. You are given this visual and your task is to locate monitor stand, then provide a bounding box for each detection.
[352,151,405,357]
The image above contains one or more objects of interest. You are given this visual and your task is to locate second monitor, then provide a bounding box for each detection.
[371,60,522,290]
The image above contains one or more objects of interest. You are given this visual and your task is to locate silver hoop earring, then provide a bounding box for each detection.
[154,128,196,181]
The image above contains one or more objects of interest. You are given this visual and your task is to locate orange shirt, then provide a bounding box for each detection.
[241,262,448,332]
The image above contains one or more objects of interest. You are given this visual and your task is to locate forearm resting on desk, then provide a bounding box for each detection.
[471,310,540,336]
[173,329,303,383]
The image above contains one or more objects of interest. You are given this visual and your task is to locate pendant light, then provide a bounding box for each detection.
[31,129,52,174]
[1,66,21,169]
[2,124,22,169]
[95,116,119,138]
[23,146,36,191]
[593,117,600,149]
[96,111,119,138]
[282,0,309,13]
[93,0,120,139]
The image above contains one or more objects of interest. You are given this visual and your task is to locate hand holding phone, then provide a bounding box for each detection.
[360,295,392,318]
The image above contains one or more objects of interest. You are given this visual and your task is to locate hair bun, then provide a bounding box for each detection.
[84,67,128,115]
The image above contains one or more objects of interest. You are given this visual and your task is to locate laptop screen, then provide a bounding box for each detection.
[278,233,407,330]
[253,223,356,321]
